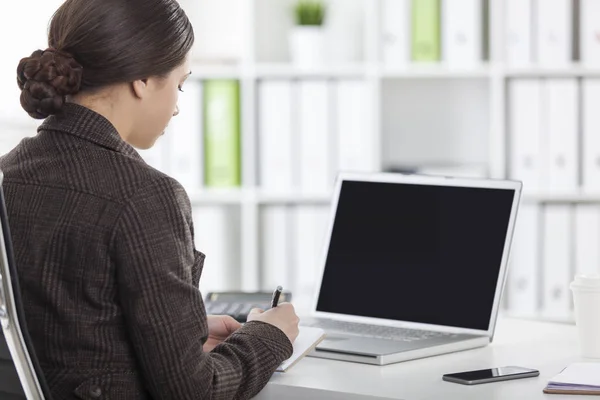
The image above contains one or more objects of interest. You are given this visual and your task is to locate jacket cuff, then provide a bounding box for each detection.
[234,321,294,363]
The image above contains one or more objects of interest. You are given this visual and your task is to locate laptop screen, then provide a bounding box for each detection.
[316,179,516,331]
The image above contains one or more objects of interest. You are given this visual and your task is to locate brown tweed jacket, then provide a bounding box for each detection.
[0,103,293,400]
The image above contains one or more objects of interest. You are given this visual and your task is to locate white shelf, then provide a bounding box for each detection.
[189,63,245,79]
[188,189,245,205]
[381,64,492,79]
[171,0,596,306]
[254,63,368,78]
[188,63,600,80]
[506,64,600,78]
[256,191,332,205]
[187,189,332,205]
[522,193,600,203]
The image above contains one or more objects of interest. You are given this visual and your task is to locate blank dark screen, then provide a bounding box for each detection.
[316,180,516,331]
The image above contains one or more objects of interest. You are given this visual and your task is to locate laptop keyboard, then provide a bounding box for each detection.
[306,318,457,342]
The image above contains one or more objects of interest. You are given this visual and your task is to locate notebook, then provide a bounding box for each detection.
[277,326,326,372]
[544,363,600,395]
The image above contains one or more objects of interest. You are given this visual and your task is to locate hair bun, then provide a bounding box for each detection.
[17,48,83,119]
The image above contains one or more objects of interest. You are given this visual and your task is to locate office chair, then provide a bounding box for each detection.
[0,171,52,399]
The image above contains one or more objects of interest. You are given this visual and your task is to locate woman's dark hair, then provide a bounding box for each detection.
[17,0,194,119]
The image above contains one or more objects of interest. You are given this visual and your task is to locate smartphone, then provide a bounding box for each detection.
[442,366,540,385]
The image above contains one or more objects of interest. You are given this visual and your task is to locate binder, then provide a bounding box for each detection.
[580,0,600,66]
[336,80,375,174]
[575,205,600,277]
[324,0,364,63]
[297,80,333,194]
[505,0,533,66]
[507,204,540,318]
[441,0,482,67]
[582,79,600,193]
[411,0,441,62]
[542,79,578,193]
[180,0,243,63]
[381,0,411,66]
[193,206,241,294]
[291,206,330,304]
[260,206,291,290]
[258,80,294,192]
[203,80,241,188]
[541,205,573,321]
[138,138,169,174]
[0,0,63,123]
[535,0,573,66]
[509,80,544,194]
[168,80,203,192]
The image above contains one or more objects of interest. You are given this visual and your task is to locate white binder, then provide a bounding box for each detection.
[298,81,333,194]
[381,0,410,66]
[138,138,170,174]
[575,205,600,277]
[291,206,330,306]
[258,80,294,192]
[542,79,578,193]
[260,206,291,290]
[509,80,544,194]
[0,0,64,123]
[582,79,600,193]
[324,0,364,63]
[505,0,533,66]
[507,204,540,318]
[336,80,375,174]
[168,81,203,192]
[442,0,482,67]
[193,206,241,294]
[542,205,573,321]
[181,0,244,63]
[535,0,573,66]
[580,0,600,66]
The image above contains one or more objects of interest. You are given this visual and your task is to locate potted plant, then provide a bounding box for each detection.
[290,0,326,67]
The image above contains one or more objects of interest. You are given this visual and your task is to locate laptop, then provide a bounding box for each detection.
[303,172,522,365]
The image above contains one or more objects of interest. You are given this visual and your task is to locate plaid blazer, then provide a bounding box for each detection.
[0,103,292,400]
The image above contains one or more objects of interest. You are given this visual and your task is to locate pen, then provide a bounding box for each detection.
[271,285,283,308]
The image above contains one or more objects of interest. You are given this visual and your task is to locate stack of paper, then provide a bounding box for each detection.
[544,363,600,395]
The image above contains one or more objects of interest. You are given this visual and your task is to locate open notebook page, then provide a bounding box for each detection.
[277,326,326,372]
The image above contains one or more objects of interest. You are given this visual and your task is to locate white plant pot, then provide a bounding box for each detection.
[289,26,325,67]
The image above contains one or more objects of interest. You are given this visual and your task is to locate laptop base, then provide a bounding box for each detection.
[308,336,490,366]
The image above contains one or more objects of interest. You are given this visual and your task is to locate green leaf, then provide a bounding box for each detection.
[294,0,326,26]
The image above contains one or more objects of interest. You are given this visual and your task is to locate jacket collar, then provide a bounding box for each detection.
[38,102,142,159]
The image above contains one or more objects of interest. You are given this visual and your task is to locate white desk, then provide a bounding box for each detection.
[256,318,586,400]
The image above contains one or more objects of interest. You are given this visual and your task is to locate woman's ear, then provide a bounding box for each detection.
[131,78,148,99]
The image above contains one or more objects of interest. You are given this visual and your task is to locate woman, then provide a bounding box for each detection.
[1,0,300,398]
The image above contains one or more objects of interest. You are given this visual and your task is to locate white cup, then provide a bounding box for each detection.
[571,274,600,358]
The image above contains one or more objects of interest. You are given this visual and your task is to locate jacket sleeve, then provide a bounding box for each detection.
[112,176,293,400]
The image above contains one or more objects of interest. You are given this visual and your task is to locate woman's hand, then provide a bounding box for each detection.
[203,315,242,352]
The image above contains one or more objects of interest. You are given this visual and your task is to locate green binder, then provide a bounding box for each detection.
[203,80,241,188]
[411,0,441,62]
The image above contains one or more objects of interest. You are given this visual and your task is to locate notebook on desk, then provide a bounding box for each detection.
[544,363,600,395]
[277,327,326,372]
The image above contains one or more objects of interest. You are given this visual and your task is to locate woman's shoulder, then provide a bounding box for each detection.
[122,159,192,212]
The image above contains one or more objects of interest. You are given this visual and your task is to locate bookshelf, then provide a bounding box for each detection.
[0,0,588,321]
[166,0,498,310]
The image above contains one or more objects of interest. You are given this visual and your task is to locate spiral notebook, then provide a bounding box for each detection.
[277,326,326,372]
[544,363,600,395]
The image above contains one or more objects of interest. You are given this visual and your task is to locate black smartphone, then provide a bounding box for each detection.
[442,366,540,385]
